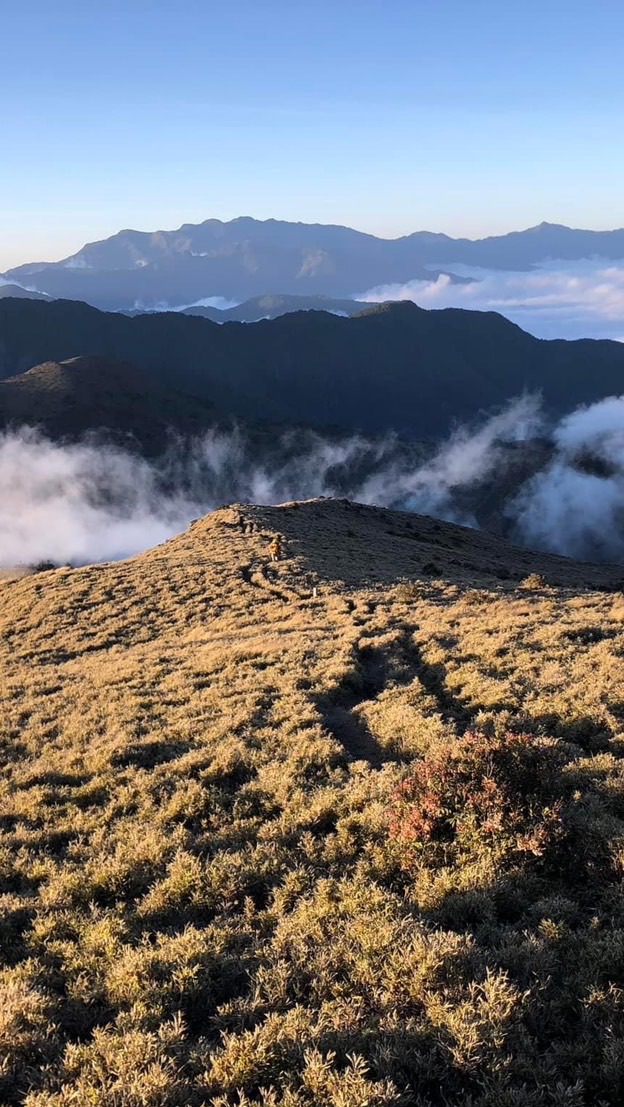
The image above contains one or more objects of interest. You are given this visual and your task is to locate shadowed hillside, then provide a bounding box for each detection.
[2,498,624,1104]
[4,297,624,438]
[0,356,216,454]
[178,293,375,322]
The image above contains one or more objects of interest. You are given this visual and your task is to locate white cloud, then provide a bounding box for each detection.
[510,394,624,561]
[185,295,240,310]
[131,295,240,314]
[63,256,91,270]
[359,395,542,525]
[358,258,624,340]
[0,403,542,567]
[0,430,199,566]
[5,392,624,569]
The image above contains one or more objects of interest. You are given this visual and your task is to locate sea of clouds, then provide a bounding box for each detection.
[359,258,624,341]
[4,392,624,568]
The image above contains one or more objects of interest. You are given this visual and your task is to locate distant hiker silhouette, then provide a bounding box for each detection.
[269,535,283,562]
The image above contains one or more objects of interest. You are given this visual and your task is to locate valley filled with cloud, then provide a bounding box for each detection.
[5,392,624,568]
[361,258,624,340]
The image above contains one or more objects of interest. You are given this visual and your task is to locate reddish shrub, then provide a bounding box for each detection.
[390,731,569,867]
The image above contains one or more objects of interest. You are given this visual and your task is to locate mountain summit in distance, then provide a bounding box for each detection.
[5,216,624,310]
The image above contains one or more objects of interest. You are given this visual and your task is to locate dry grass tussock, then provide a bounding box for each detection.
[2,496,624,1105]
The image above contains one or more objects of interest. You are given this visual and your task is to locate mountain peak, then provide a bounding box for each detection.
[0,350,215,454]
[526,220,570,232]
[353,299,424,318]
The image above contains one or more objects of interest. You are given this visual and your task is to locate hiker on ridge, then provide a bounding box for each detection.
[269,535,283,562]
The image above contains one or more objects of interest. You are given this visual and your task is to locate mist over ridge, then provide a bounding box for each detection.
[5,392,624,569]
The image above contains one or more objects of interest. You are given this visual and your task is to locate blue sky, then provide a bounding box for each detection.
[2,0,624,268]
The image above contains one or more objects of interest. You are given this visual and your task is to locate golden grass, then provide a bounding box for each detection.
[1,498,624,1104]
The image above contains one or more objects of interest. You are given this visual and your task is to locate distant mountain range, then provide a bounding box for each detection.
[127,293,376,322]
[4,216,624,311]
[0,286,377,324]
[3,297,624,442]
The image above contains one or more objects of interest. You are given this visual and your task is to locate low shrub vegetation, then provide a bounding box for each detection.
[520,571,547,590]
[1,500,624,1105]
[390,730,571,868]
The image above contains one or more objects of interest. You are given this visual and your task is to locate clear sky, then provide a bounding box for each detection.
[2,0,624,269]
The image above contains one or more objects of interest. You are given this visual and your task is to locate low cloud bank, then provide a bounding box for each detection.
[4,392,624,567]
[132,295,240,314]
[360,395,542,524]
[0,427,407,566]
[359,259,624,341]
[511,396,624,560]
[0,429,198,566]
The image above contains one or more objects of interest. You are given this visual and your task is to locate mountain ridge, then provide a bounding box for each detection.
[6,216,624,310]
[0,355,217,454]
[3,296,624,440]
[127,293,378,323]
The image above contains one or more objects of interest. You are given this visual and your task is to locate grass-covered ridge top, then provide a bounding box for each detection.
[3,497,624,1105]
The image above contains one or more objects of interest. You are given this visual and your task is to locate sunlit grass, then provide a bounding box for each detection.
[1,498,624,1105]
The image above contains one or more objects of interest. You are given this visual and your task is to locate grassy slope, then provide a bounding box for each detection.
[2,499,624,1105]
